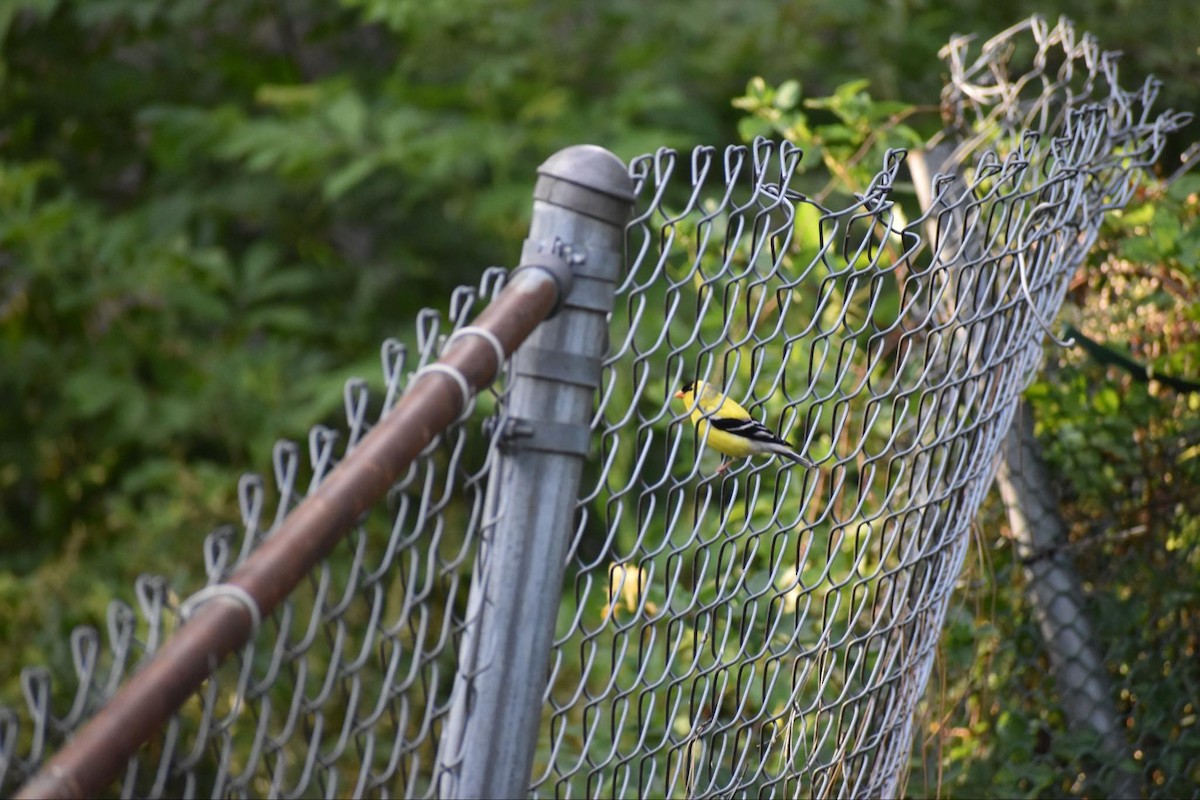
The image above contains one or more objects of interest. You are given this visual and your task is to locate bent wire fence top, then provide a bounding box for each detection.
[1,15,1189,800]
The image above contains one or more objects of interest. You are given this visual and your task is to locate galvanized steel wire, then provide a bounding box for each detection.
[0,15,1188,799]
[525,19,1185,798]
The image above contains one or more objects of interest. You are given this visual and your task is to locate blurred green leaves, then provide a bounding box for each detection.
[734,76,925,200]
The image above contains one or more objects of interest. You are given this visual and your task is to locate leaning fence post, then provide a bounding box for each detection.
[436,145,635,798]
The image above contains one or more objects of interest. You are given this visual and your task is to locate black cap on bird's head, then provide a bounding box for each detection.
[675,380,696,399]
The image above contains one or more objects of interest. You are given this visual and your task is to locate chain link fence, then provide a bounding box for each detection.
[1,15,1190,799]
[907,17,1198,799]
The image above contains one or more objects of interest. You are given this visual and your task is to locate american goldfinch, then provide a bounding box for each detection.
[674,380,815,474]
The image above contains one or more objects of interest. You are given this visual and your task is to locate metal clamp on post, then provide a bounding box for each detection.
[512,346,602,389]
[483,416,593,458]
[509,238,577,318]
[560,244,620,314]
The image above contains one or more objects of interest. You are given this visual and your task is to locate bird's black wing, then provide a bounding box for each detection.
[710,416,789,447]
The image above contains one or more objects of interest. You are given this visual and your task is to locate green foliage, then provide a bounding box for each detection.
[912,174,1200,798]
[1034,178,1200,795]
[734,76,925,200]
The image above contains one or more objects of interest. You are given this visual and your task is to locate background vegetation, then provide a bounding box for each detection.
[1,0,1196,796]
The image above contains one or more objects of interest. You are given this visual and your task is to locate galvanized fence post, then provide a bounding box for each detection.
[437,145,634,798]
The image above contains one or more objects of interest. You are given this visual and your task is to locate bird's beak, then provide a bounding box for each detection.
[674,390,685,399]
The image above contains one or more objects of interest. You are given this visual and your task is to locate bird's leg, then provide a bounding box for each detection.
[714,459,732,476]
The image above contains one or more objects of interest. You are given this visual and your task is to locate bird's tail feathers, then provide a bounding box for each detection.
[766,441,815,469]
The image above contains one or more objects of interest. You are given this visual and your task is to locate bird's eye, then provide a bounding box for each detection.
[681,381,694,393]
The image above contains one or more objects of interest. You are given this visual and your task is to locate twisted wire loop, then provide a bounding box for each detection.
[0,17,1187,800]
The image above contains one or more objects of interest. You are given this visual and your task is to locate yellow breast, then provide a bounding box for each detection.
[691,410,758,458]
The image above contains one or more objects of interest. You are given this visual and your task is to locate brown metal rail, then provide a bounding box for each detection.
[15,268,563,799]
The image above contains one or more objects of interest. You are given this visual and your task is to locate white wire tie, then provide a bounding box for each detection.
[414,363,475,422]
[179,583,262,639]
[443,326,507,375]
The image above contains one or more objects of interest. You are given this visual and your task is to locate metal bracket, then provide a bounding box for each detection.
[512,347,602,389]
[511,238,579,318]
[562,276,617,314]
[511,238,624,316]
[483,416,593,457]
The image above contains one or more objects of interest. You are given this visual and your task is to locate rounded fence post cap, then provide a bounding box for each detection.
[534,145,636,223]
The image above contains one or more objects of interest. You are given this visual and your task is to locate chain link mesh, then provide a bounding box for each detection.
[528,17,1184,798]
[0,15,1187,799]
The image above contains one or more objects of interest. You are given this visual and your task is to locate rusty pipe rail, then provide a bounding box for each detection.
[17,143,634,800]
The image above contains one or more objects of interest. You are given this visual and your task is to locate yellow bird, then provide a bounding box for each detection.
[674,380,814,474]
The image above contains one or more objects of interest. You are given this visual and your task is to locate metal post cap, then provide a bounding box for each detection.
[534,145,636,224]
